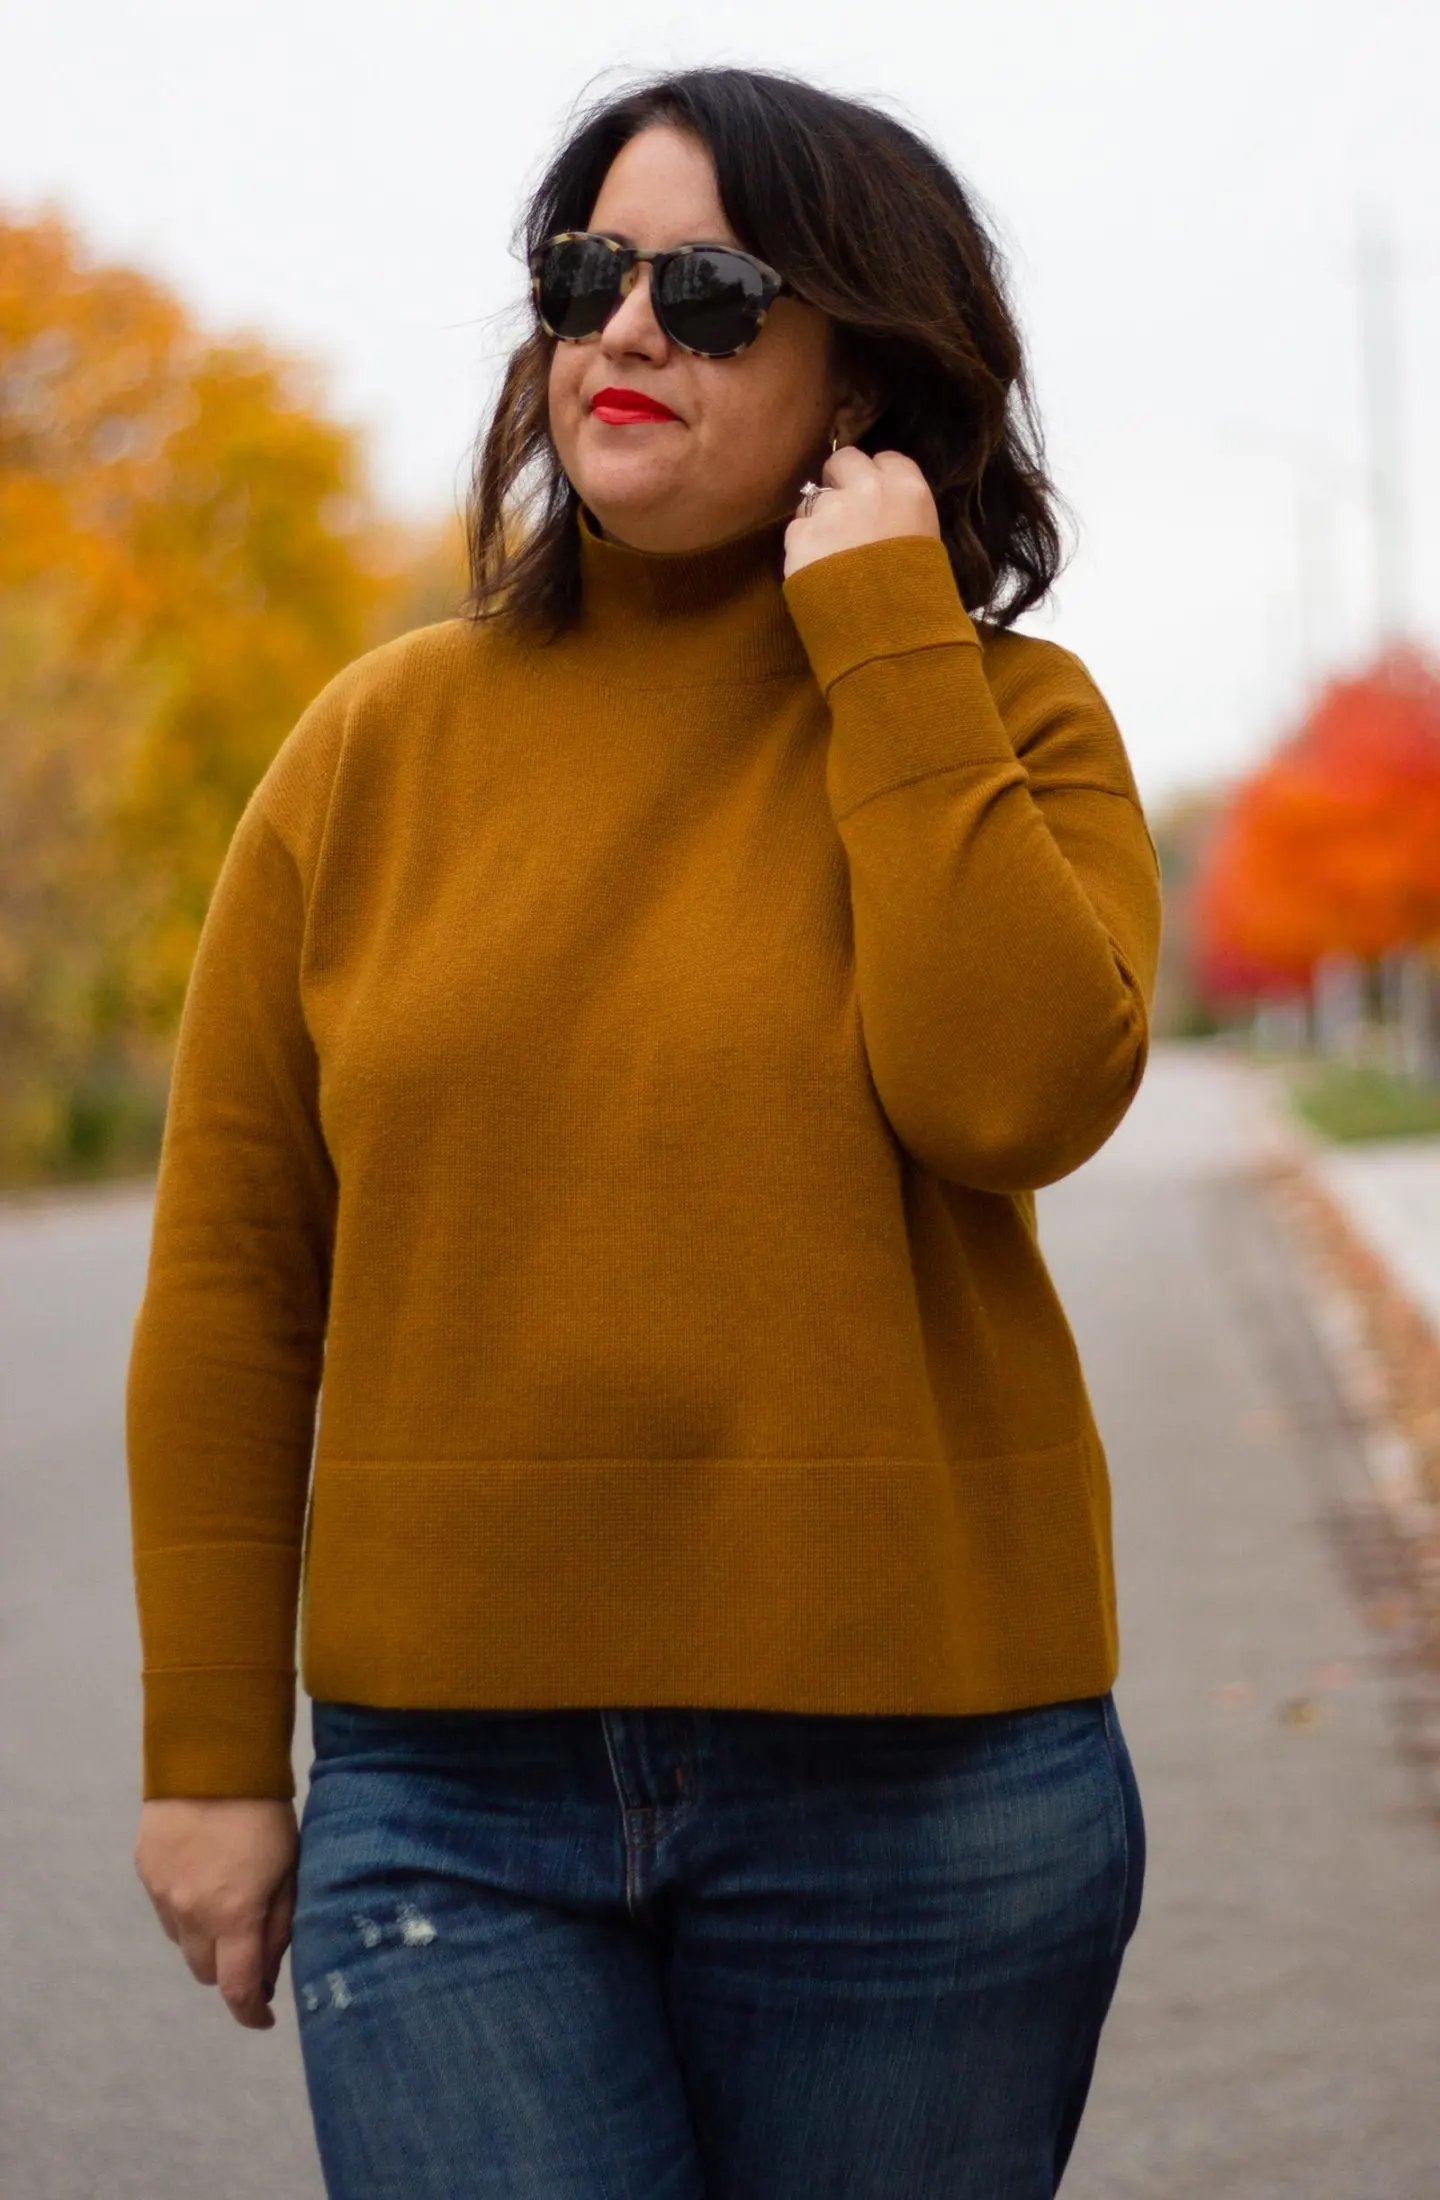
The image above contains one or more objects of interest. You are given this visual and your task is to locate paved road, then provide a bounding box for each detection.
[1048,1046,1440,2198]
[2,1041,1437,2197]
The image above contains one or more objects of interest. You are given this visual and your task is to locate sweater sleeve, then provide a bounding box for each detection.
[126,790,337,1801]
[782,533,1163,1194]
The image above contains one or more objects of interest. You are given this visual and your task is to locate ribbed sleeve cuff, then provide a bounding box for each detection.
[141,1667,298,1801]
[784,533,1022,823]
[781,533,981,697]
[134,1540,304,1798]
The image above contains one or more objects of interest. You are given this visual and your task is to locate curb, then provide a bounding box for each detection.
[1236,1055,1440,1647]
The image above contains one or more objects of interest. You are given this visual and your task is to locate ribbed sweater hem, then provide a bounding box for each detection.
[297,1442,1119,1718]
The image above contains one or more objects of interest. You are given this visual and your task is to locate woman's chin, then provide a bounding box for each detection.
[570,445,777,550]
[575,455,684,513]
[573,479,711,550]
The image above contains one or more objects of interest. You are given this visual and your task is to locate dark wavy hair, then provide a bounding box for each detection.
[463,65,1072,640]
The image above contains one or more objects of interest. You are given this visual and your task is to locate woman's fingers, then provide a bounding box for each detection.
[215,1925,277,2030]
[175,1912,283,2028]
[783,446,942,576]
[144,1887,183,1945]
[177,1922,218,1985]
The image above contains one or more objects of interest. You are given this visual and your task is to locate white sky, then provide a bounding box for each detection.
[4,0,1438,811]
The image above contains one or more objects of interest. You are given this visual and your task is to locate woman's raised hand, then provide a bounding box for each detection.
[783,447,941,579]
[134,1797,299,2030]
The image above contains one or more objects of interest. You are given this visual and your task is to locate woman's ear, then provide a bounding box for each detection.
[833,378,886,448]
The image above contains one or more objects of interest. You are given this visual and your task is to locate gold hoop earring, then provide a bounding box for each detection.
[830,431,840,455]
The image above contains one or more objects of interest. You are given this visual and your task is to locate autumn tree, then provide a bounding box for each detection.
[1190,644,1440,1011]
[0,205,422,1180]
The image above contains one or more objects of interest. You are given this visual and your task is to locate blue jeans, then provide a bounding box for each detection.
[290,1691,1144,2198]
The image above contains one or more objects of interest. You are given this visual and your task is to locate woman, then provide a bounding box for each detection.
[130,63,1162,2200]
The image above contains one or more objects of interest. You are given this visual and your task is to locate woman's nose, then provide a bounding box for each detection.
[600,263,668,354]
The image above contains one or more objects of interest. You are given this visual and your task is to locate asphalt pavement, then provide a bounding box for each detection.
[1,1041,1436,2198]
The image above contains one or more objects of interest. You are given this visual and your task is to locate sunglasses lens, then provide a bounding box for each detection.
[657,249,772,355]
[536,236,622,340]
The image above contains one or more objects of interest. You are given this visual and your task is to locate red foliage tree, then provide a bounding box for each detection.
[1190,643,1440,1003]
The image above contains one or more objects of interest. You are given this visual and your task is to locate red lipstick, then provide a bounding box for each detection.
[590,386,680,425]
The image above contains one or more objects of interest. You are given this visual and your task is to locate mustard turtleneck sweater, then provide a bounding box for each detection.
[125,503,1163,1802]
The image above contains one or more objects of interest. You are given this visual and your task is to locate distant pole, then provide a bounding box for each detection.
[1291,467,1331,695]
[1356,207,1409,643]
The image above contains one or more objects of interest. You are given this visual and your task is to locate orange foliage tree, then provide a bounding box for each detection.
[1190,644,1440,1005]
[0,204,447,1177]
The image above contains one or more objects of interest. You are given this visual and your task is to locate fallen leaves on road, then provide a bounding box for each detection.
[1261,1155,1440,1669]
[1269,1161,1440,1511]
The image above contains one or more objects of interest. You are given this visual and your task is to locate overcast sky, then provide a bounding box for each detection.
[4,0,1437,809]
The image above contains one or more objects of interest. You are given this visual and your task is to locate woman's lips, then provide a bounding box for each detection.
[590,388,680,425]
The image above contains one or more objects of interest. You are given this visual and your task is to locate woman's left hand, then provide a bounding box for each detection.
[782,447,941,579]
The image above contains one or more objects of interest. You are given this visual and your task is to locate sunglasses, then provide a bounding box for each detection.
[529,230,798,359]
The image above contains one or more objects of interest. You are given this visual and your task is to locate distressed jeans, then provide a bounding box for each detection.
[290,1690,1144,2199]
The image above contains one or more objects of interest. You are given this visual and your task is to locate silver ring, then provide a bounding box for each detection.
[798,479,826,519]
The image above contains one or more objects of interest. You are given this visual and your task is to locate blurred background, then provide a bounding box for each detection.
[2,7,1438,2197]
[1,1,1438,1180]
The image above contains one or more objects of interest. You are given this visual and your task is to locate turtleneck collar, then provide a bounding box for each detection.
[569,500,811,684]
